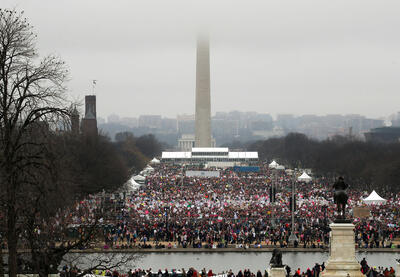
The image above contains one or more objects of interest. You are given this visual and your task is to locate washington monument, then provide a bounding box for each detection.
[195,35,212,147]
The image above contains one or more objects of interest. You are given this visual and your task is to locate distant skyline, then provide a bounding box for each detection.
[101,110,391,122]
[4,0,400,119]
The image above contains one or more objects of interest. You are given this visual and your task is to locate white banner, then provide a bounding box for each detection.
[185,171,220,178]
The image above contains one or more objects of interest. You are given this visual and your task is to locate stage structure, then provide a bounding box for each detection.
[162,147,258,167]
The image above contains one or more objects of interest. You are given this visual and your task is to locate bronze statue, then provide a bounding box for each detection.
[333,176,349,220]
[269,248,283,268]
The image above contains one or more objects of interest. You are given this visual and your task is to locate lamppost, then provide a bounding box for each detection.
[268,161,284,227]
[165,206,170,231]
[288,170,298,245]
[268,161,278,227]
[271,171,276,227]
[323,205,328,226]
[181,163,185,189]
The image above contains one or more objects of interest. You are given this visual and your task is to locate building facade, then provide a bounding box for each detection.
[81,95,98,136]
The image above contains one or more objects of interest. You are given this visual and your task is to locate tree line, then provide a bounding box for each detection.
[248,133,400,192]
[114,131,163,175]
[0,9,144,277]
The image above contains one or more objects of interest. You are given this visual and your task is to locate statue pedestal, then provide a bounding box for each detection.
[396,263,400,277]
[322,223,363,277]
[268,267,286,277]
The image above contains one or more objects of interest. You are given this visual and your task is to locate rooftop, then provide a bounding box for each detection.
[191,147,228,152]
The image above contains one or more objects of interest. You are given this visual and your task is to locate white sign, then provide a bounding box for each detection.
[185,171,220,178]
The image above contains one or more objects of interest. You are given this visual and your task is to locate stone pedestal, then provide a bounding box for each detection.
[396,263,400,277]
[322,223,363,277]
[268,267,286,277]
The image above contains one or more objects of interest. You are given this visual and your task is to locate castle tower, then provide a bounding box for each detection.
[195,35,212,147]
[81,95,98,136]
[84,95,96,119]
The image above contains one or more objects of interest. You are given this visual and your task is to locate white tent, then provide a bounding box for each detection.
[126,178,141,192]
[133,175,146,181]
[139,170,148,176]
[269,160,278,169]
[285,169,294,175]
[140,166,154,176]
[276,165,285,170]
[363,190,387,205]
[150,157,160,164]
[297,172,312,183]
[145,165,154,171]
[116,177,142,194]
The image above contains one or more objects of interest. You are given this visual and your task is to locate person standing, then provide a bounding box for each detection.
[313,264,320,277]
[285,266,291,277]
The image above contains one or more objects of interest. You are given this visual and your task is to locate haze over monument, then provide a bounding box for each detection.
[3,0,400,119]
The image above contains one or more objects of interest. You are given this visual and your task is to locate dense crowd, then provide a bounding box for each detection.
[72,162,400,250]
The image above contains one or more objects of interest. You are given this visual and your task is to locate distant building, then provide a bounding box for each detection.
[391,112,400,127]
[120,117,138,128]
[161,118,177,132]
[178,134,216,151]
[178,134,195,151]
[81,95,98,136]
[107,114,120,123]
[345,114,384,135]
[364,127,400,143]
[212,118,237,139]
[177,114,195,134]
[276,114,296,130]
[138,115,162,129]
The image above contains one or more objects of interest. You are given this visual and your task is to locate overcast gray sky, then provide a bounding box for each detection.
[3,0,400,119]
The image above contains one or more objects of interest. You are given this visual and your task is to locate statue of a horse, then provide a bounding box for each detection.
[270,248,283,268]
[333,177,349,219]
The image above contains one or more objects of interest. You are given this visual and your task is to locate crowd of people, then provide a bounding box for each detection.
[360,258,396,277]
[59,266,278,277]
[59,258,396,277]
[71,162,400,250]
[57,162,400,276]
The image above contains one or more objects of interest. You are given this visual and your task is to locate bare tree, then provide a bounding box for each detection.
[16,130,133,277]
[1,10,138,277]
[23,189,117,277]
[0,9,69,277]
[62,252,143,277]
